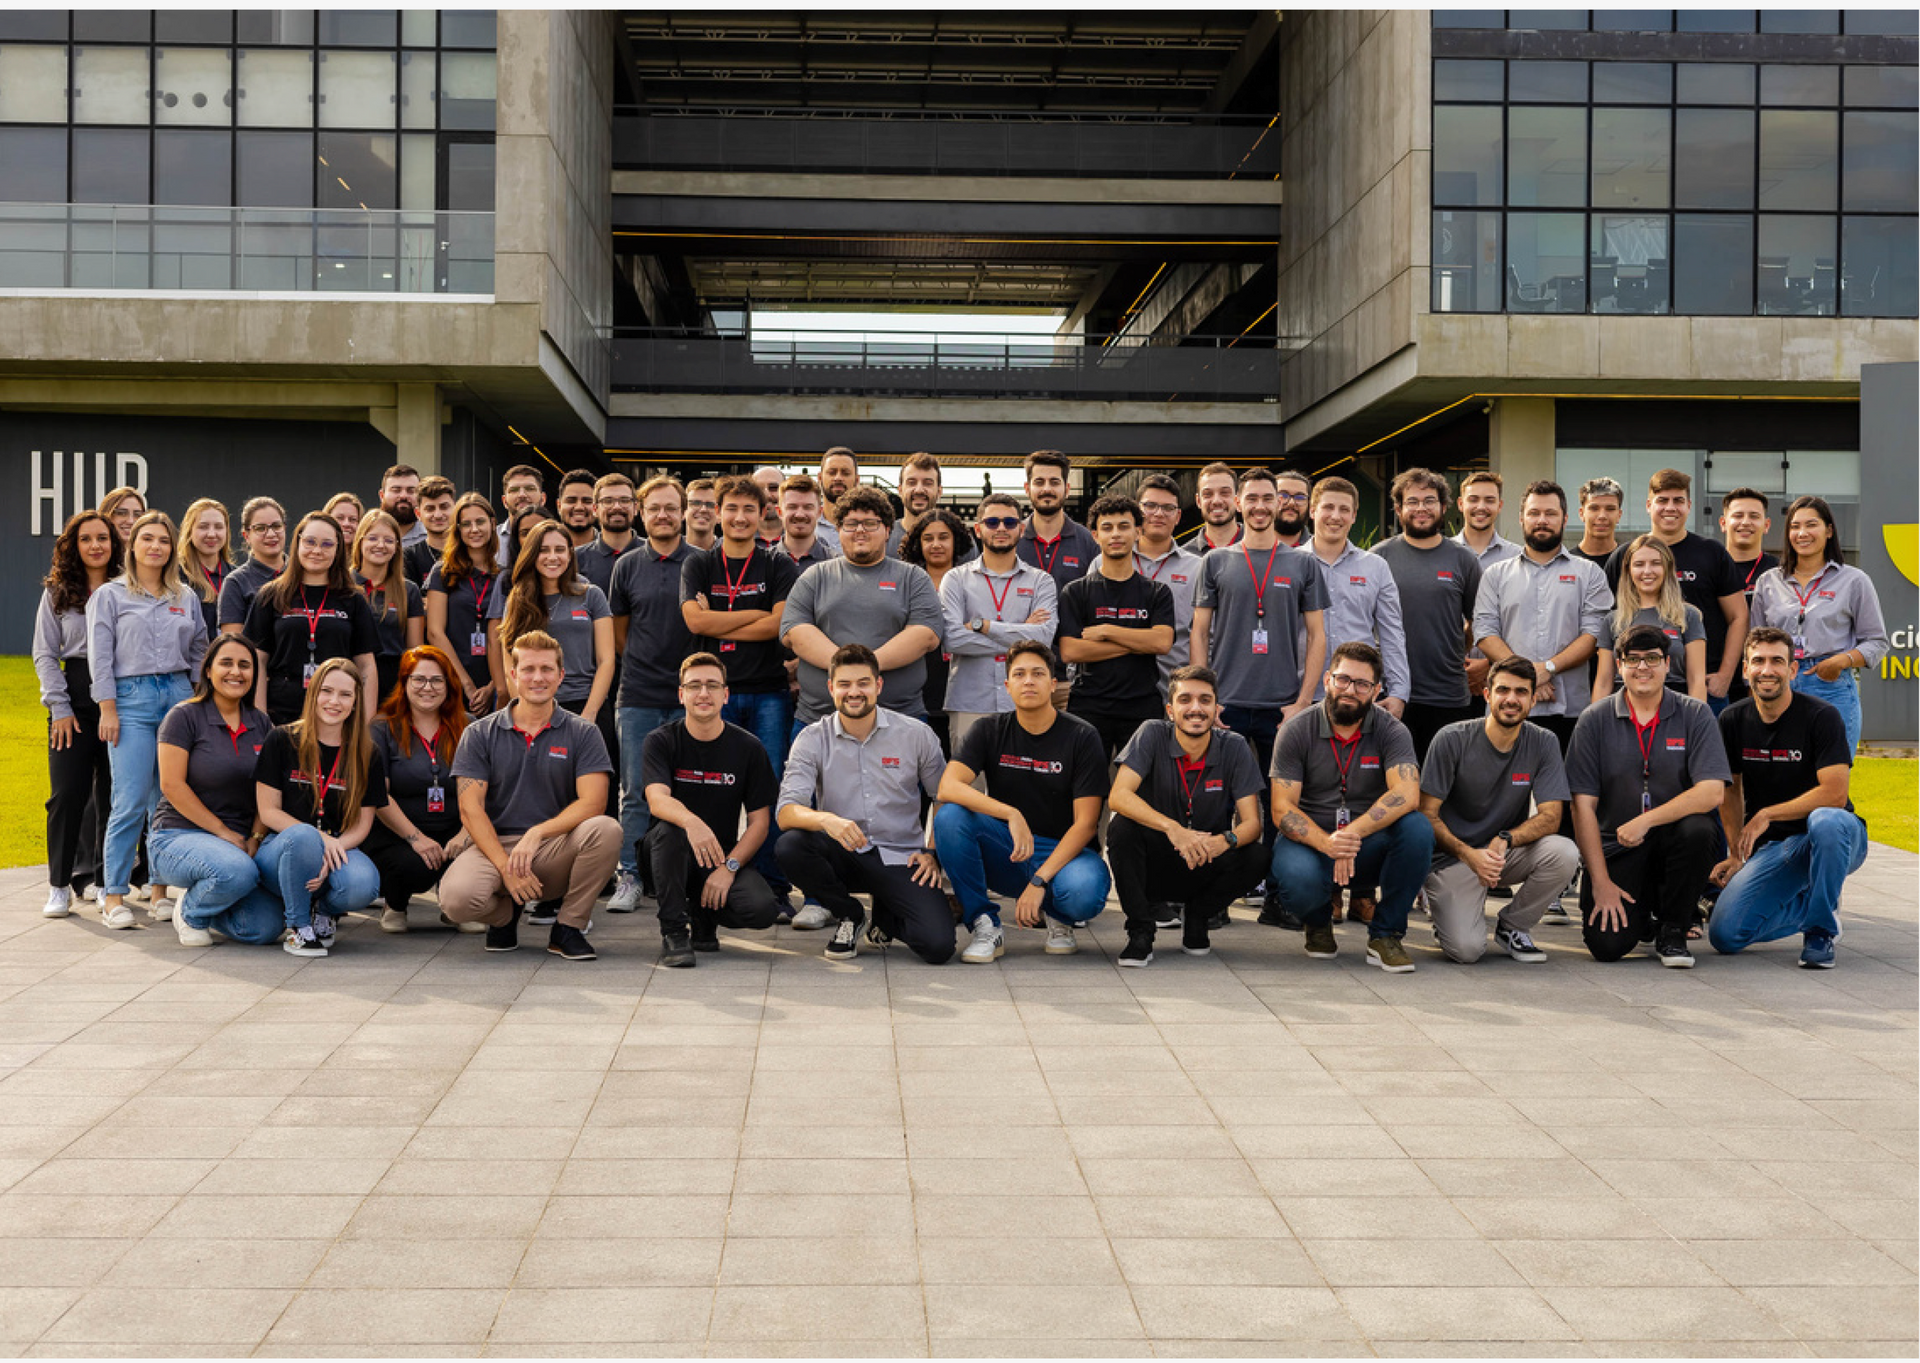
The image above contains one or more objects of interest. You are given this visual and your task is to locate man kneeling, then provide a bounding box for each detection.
[775,644,955,964]
[643,652,782,967]
[1106,665,1265,966]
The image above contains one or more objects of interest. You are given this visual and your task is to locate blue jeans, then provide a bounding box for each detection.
[617,704,684,873]
[724,690,794,891]
[254,825,380,932]
[932,804,1111,928]
[103,672,193,894]
[148,827,260,930]
[1269,813,1436,938]
[1794,665,1862,757]
[1709,808,1868,953]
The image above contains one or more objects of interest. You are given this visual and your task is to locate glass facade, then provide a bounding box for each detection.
[1431,13,1919,317]
[1558,447,1863,555]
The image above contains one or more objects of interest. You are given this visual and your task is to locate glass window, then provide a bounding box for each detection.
[1558,450,1699,534]
[1593,63,1671,103]
[1593,12,1674,31]
[1675,108,1755,208]
[154,48,233,127]
[399,131,434,209]
[441,11,497,48]
[1784,451,1859,499]
[1592,107,1671,209]
[1435,60,1504,102]
[439,52,494,131]
[1761,9,1840,32]
[71,127,149,202]
[1678,63,1754,104]
[154,128,231,204]
[317,131,396,209]
[401,10,437,46]
[72,10,149,42]
[1434,105,1504,205]
[1432,210,1502,312]
[1762,65,1839,107]
[1759,110,1838,210]
[0,12,67,41]
[1591,214,1670,313]
[235,11,316,46]
[1509,10,1591,28]
[400,50,434,129]
[0,44,69,122]
[1846,66,1919,108]
[1510,62,1587,102]
[237,129,314,206]
[1757,214,1837,314]
[1705,452,1786,495]
[0,126,67,202]
[155,11,232,43]
[1843,111,1919,212]
[1677,10,1755,31]
[446,140,494,211]
[1673,213,1755,313]
[1845,10,1920,36]
[318,51,397,129]
[1432,11,1506,28]
[1842,215,1919,316]
[73,46,150,125]
[317,11,397,47]
[238,50,314,127]
[1508,106,1587,207]
[1507,211,1587,311]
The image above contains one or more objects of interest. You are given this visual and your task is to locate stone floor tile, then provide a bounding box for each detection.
[266,1289,505,1345]
[1271,1196,1477,1241]
[1687,1237,1914,1286]
[925,1283,1142,1340]
[0,1194,178,1239]
[8,1159,212,1197]
[1494,1237,1722,1288]
[512,1238,721,1289]
[341,1194,547,1240]
[536,1194,731,1239]
[1336,1285,1576,1341]
[717,1235,919,1285]
[1093,1194,1290,1239]
[1110,1236,1322,1287]
[915,1236,1122,1285]
[1543,1285,1798,1341]
[1307,1237,1527,1287]
[1742,1286,1920,1342]
[1626,1195,1855,1240]
[725,1192,915,1238]
[1129,1286,1358,1341]
[708,1284,925,1340]
[915,1194,1104,1239]
[317,1238,527,1289]
[0,1290,80,1342]
[40,1287,293,1344]
[554,1157,734,1196]
[1452,1195,1668,1240]
[486,1287,714,1344]
[101,1236,330,1288]
[1249,1158,1441,1199]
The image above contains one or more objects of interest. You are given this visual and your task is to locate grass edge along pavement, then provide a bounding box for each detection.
[0,653,1912,866]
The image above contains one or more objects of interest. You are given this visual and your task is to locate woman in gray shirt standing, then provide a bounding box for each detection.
[33,510,122,921]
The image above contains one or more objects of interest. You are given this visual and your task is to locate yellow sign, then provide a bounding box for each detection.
[1886,524,1920,587]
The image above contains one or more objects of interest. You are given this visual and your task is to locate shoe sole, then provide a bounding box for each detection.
[1497,939,1547,963]
[103,915,137,930]
[824,949,858,962]
[1182,944,1211,956]
[43,908,70,918]
[283,944,327,957]
[661,957,696,968]
[1304,945,1338,959]
[484,941,519,953]
[1658,955,1695,969]
[962,944,1005,963]
[380,920,408,934]
[548,947,597,961]
[1118,954,1153,968]
[1800,958,1835,969]
[1045,943,1078,955]
[1366,950,1416,974]
[607,903,642,913]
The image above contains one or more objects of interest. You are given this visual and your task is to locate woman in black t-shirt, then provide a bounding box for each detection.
[243,512,380,726]
[365,645,468,933]
[424,492,508,715]
[253,657,387,957]
[903,509,972,756]
[351,509,426,704]
[177,497,234,640]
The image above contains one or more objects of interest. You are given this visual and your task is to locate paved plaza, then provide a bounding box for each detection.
[0,848,1913,1358]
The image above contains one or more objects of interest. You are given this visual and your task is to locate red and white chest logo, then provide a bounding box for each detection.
[548,745,569,758]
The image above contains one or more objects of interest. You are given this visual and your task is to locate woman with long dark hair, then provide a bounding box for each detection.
[902,507,973,754]
[425,491,508,714]
[366,645,469,933]
[351,509,425,703]
[500,519,614,725]
[34,510,122,918]
[243,511,379,725]
[1749,494,1889,754]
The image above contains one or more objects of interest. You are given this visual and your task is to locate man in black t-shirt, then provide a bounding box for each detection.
[642,652,781,967]
[1719,488,1779,705]
[1106,665,1265,965]
[934,641,1112,963]
[1057,494,1176,755]
[1707,628,1865,968]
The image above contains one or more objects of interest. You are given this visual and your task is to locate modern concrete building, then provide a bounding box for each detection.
[1,9,1914,681]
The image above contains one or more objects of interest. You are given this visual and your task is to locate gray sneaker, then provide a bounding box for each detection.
[961,918,1004,964]
[790,903,834,931]
[607,869,642,913]
[1044,920,1079,956]
[1495,926,1546,962]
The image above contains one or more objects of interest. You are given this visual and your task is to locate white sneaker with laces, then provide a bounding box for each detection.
[1045,920,1079,955]
[607,869,642,913]
[790,903,834,931]
[42,886,71,918]
[960,918,1004,964]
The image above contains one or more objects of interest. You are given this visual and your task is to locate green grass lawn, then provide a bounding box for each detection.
[0,655,1913,867]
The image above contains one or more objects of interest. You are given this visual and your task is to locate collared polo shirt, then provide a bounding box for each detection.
[1271,700,1418,835]
[451,704,612,836]
[1565,688,1730,848]
[609,539,696,709]
[1302,539,1411,704]
[1472,547,1612,715]
[778,708,946,865]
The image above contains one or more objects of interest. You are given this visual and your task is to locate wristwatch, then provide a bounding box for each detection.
[1542,659,1558,677]
[1028,872,1049,889]
[1222,829,1239,848]
[970,617,986,633]
[724,857,740,873]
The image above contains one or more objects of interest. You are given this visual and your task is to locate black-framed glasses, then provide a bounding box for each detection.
[1621,653,1668,670]
[1327,673,1379,693]
[840,518,886,532]
[407,675,448,689]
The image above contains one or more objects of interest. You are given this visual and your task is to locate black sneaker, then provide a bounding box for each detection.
[312,912,337,948]
[484,909,521,953]
[660,930,695,968]
[690,913,720,952]
[824,916,861,962]
[1258,895,1305,931]
[1182,915,1212,957]
[864,919,894,952]
[548,923,596,961]
[1152,903,1182,931]
[1119,931,1154,968]
[525,899,560,926]
[1208,907,1232,931]
[1655,934,1695,969]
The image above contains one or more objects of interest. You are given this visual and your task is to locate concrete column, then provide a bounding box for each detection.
[394,382,442,475]
[1488,397,1555,541]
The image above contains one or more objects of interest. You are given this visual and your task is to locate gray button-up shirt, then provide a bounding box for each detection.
[1299,540,1411,704]
[1135,542,1204,689]
[1472,547,1612,716]
[938,557,1059,715]
[85,580,210,701]
[1453,529,1521,570]
[1749,563,1891,668]
[778,708,946,864]
[33,589,89,721]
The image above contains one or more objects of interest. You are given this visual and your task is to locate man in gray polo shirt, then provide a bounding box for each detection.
[941,492,1058,752]
[1133,474,1204,695]
[775,644,954,965]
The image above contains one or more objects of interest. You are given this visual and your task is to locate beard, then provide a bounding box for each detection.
[387,501,417,526]
[1275,508,1306,538]
[1328,695,1368,726]
[1525,526,1563,553]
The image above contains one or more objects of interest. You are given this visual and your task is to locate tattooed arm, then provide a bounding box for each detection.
[1359,763,1422,835]
[1270,777,1335,856]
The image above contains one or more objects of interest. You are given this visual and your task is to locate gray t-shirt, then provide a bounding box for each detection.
[1419,718,1571,867]
[1596,603,1705,693]
[1193,543,1331,711]
[780,556,944,722]
[1270,701,1419,834]
[1117,719,1263,836]
[1374,537,1484,707]
[542,584,611,703]
[153,699,274,836]
[450,704,613,837]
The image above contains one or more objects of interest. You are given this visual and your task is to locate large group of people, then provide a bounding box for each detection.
[33,449,1886,973]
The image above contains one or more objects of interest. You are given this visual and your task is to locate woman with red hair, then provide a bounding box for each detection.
[365,645,469,932]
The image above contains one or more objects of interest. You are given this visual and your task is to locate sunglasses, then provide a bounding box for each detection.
[979,516,1021,530]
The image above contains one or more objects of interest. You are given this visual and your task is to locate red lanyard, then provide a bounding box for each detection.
[984,571,1017,620]
[1632,708,1662,781]
[1136,551,1170,582]
[1242,544,1284,620]
[1177,754,1207,821]
[1329,731,1362,803]
[470,572,494,620]
[1740,556,1764,592]
[418,727,441,779]
[206,560,226,596]
[297,586,328,651]
[1789,570,1827,627]
[718,550,755,605]
[1030,533,1064,576]
[309,747,345,829]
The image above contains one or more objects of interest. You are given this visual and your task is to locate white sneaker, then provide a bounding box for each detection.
[173,906,211,948]
[125,884,150,905]
[607,869,642,913]
[83,883,104,904]
[42,886,71,918]
[961,918,1004,964]
[283,926,327,958]
[101,900,136,930]
[1045,920,1079,956]
[147,896,174,923]
[790,903,834,931]
[380,906,409,934]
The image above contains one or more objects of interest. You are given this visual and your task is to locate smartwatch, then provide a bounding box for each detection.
[1222,829,1239,848]
[724,857,740,873]
[1028,872,1049,889]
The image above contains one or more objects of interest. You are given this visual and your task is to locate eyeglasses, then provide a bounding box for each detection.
[679,680,726,693]
[297,537,337,552]
[1139,503,1181,517]
[246,522,284,534]
[1276,492,1309,505]
[688,500,717,511]
[406,675,448,689]
[1326,674,1379,693]
[979,517,1021,530]
[1621,653,1668,670]
[1399,498,1442,511]
[839,519,885,533]
[596,496,635,508]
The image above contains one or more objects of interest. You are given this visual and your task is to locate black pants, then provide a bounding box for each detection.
[1072,705,1156,760]
[46,660,110,891]
[560,696,621,824]
[646,822,779,935]
[362,821,456,913]
[1107,816,1267,935]
[774,829,956,965]
[1402,702,1476,765]
[1534,713,1580,841]
[1582,813,1717,961]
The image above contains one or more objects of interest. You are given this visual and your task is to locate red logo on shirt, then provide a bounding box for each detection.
[878,581,898,591]
[1359,756,1381,769]
[998,755,1064,775]
[1016,587,1033,597]
[1818,590,1836,600]
[548,746,569,758]
[1511,773,1531,786]
[1436,571,1454,580]
[1349,576,1367,585]
[672,768,736,786]
[1665,738,1687,750]
[1559,574,1578,583]
[1062,557,1081,568]
[1172,574,1189,585]
[1204,779,1224,792]
[881,756,901,768]
[168,606,186,615]
[571,610,590,620]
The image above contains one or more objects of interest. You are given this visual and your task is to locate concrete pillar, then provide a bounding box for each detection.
[394,382,442,475]
[1488,396,1555,541]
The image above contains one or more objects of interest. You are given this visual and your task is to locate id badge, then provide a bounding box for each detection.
[426,785,446,814]
[469,629,487,657]
[1641,789,1653,814]
[1251,628,1269,656]
[718,640,736,652]
[1334,807,1351,830]
[1791,633,1808,662]
[302,660,317,685]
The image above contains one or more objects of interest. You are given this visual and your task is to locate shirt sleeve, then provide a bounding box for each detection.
[1682,605,1706,645]
[1069,725,1110,802]
[780,566,818,637]
[1811,700,1854,771]
[33,593,71,721]
[572,718,612,777]
[767,553,799,605]
[1116,721,1156,780]
[1226,734,1264,801]
[991,571,1059,648]
[1147,580,1175,632]
[940,571,992,657]
[1297,554,1330,613]
[156,701,197,753]
[1685,701,1732,785]
[1374,569,1411,703]
[1270,714,1308,783]
[1531,730,1572,806]
[1460,553,1483,627]
[776,721,821,815]
[423,563,447,597]
[1055,579,1087,640]
[216,574,251,627]
[1379,715,1419,771]
[1193,553,1220,610]
[916,723,946,802]
[406,580,424,619]
[678,550,709,604]
[484,573,508,621]
[904,564,944,638]
[585,585,611,621]
[1748,571,1780,631]
[1845,569,1892,667]
[953,712,994,777]
[1417,726,1459,800]
[1470,563,1504,646]
[448,723,489,782]
[254,725,293,787]
[363,746,390,809]
[1596,613,1617,653]
[1564,709,1603,798]
[349,594,380,656]
[242,591,277,653]
[638,725,673,792]
[1709,541,1744,600]
[742,737,777,813]
[84,588,123,702]
[1718,707,1743,777]
[1579,560,1613,639]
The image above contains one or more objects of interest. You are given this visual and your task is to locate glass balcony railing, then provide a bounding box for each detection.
[0,204,495,295]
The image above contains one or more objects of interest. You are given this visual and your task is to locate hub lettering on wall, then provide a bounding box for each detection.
[30,450,150,536]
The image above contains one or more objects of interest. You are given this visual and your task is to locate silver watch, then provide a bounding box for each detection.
[724,857,740,873]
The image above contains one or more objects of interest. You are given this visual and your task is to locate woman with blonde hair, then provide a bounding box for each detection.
[1593,533,1707,703]
[177,497,234,637]
[351,509,425,703]
[98,485,146,544]
[322,492,364,547]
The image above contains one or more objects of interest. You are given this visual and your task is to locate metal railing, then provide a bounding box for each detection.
[613,108,1281,180]
[0,204,495,294]
[609,328,1281,401]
